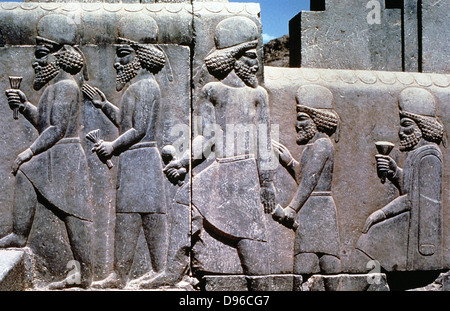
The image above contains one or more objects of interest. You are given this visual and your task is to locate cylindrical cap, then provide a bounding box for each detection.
[398,87,436,117]
[214,16,259,49]
[37,14,78,46]
[118,14,159,44]
[296,84,333,109]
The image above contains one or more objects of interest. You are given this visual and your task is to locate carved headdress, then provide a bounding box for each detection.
[296,84,340,142]
[398,87,446,146]
[204,16,259,78]
[36,14,87,79]
[117,15,166,75]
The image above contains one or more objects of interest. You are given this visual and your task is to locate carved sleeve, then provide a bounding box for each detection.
[29,83,73,155]
[256,88,275,184]
[111,85,153,154]
[21,101,39,129]
[187,84,217,168]
[288,139,330,212]
[101,101,120,128]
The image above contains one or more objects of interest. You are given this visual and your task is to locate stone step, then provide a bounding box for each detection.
[0,250,25,291]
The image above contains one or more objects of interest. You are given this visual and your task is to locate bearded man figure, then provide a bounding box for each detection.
[164,16,276,291]
[272,85,342,276]
[1,14,93,289]
[90,16,168,289]
[357,87,446,272]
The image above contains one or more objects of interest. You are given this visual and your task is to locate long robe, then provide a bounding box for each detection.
[20,79,92,221]
[357,143,443,271]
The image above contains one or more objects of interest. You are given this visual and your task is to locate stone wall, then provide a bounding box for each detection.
[0,1,448,291]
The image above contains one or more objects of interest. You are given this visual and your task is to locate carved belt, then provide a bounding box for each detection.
[128,141,157,151]
[55,137,81,145]
[216,154,255,164]
[310,191,332,196]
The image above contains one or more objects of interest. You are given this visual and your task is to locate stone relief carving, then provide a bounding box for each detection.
[1,14,94,289]
[0,1,448,292]
[81,16,170,289]
[357,87,446,272]
[272,84,342,275]
[163,16,276,291]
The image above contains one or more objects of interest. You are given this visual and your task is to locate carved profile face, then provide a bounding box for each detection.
[296,112,318,145]
[399,117,422,151]
[234,49,259,88]
[32,45,60,91]
[114,44,141,91]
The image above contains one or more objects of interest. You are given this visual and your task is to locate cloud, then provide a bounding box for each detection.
[262,33,276,43]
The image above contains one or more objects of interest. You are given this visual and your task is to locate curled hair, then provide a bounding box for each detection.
[135,45,165,74]
[118,37,165,74]
[54,45,84,75]
[204,40,258,79]
[298,105,339,135]
[400,111,444,144]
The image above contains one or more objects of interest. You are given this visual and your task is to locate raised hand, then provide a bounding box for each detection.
[91,87,108,109]
[272,140,294,168]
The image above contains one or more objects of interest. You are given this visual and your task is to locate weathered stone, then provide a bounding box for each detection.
[0,3,191,289]
[303,273,389,291]
[0,0,448,292]
[421,0,450,73]
[289,0,402,71]
[0,250,25,291]
[203,274,302,291]
[264,66,450,275]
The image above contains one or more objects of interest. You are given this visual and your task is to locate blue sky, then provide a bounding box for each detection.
[2,0,310,43]
[230,0,310,42]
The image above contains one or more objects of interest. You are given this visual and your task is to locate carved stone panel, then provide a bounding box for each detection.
[0,4,191,289]
[264,67,450,278]
[0,1,448,292]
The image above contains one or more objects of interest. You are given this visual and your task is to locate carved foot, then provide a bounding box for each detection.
[0,233,27,248]
[47,273,91,290]
[134,272,179,289]
[90,272,124,289]
[125,271,161,289]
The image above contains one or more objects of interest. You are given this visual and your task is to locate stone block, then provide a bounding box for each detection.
[264,66,450,274]
[303,273,389,291]
[0,250,25,291]
[289,0,402,71]
[421,0,450,73]
[203,274,302,291]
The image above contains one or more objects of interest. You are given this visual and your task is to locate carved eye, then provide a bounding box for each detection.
[400,118,415,128]
[244,51,257,59]
[35,48,50,59]
[297,112,310,121]
[116,47,133,58]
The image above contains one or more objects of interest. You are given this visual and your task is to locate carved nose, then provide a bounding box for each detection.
[114,63,123,71]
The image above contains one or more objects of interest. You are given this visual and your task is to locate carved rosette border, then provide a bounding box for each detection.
[0,2,260,15]
[264,67,450,89]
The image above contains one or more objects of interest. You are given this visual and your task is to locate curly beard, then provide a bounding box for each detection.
[234,60,259,88]
[399,127,422,151]
[33,62,60,91]
[115,59,140,91]
[296,121,318,145]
